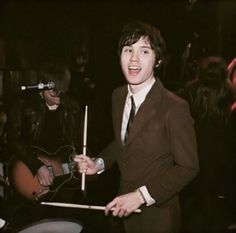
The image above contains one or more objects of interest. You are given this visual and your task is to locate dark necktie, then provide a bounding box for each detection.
[124,96,136,143]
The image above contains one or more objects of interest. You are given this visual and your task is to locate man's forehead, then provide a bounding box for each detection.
[133,37,151,48]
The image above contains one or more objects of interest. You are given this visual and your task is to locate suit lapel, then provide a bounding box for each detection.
[125,80,164,144]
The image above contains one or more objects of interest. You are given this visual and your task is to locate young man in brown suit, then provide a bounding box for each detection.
[75,20,199,233]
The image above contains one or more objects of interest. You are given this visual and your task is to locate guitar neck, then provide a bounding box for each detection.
[61,161,77,176]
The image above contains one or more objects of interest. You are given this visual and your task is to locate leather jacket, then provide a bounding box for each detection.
[7,92,83,175]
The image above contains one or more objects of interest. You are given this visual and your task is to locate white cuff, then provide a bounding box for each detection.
[92,157,105,174]
[139,185,156,206]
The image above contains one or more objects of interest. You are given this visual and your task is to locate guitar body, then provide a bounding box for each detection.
[8,145,79,202]
[9,159,49,201]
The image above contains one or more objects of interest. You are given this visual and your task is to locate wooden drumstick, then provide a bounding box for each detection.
[81,105,88,191]
[41,201,142,213]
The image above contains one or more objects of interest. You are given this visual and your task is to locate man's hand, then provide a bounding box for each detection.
[37,165,54,186]
[74,155,98,175]
[105,190,145,217]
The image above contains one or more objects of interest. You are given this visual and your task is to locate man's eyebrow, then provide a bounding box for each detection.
[140,45,152,49]
[123,45,152,49]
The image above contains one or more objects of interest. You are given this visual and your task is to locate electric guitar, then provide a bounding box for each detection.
[8,145,80,202]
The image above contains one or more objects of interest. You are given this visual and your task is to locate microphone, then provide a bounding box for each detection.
[21,81,56,91]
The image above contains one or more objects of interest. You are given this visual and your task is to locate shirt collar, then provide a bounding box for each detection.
[46,103,59,110]
[127,77,156,108]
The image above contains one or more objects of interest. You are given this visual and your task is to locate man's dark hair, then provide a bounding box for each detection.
[39,62,71,93]
[192,56,233,122]
[198,56,228,87]
[118,20,166,65]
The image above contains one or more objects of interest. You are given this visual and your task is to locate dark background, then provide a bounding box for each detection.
[0,1,235,230]
[0,0,235,152]
[0,0,236,88]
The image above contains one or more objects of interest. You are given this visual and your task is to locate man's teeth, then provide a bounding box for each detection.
[129,66,141,70]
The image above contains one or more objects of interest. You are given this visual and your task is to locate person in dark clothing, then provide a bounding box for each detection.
[5,62,87,231]
[68,45,96,107]
[178,56,236,233]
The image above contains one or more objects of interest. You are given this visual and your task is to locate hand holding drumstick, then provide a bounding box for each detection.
[75,154,100,175]
[74,155,144,217]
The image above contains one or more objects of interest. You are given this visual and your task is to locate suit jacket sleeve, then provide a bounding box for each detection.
[147,100,199,206]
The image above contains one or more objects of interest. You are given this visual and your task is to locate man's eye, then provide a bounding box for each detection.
[141,50,149,54]
[123,48,132,53]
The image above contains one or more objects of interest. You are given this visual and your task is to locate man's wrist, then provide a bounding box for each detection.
[136,188,146,205]
[138,186,156,206]
[92,157,105,174]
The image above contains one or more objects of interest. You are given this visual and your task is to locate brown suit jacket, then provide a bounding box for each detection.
[101,79,199,233]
